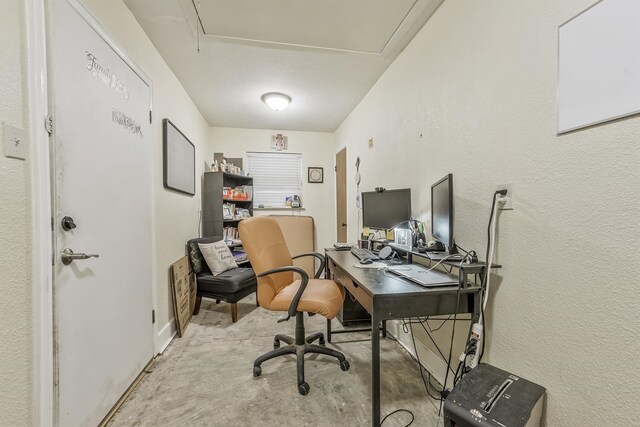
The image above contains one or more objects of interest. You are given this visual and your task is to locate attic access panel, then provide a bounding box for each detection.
[196,0,417,53]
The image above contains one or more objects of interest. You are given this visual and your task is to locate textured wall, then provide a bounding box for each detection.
[209,127,336,252]
[335,0,640,425]
[77,0,211,333]
[0,0,33,424]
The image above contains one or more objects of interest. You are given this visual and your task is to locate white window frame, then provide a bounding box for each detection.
[246,152,303,209]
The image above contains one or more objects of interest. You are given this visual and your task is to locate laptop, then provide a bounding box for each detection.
[387,264,458,287]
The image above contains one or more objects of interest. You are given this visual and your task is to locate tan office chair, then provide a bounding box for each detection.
[239,217,350,395]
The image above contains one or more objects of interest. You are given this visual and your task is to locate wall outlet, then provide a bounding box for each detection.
[3,123,27,160]
[496,183,514,210]
[368,138,374,149]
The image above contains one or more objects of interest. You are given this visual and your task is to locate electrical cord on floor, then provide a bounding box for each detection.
[380,408,414,426]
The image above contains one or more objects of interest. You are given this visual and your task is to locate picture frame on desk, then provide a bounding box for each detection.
[394,228,412,251]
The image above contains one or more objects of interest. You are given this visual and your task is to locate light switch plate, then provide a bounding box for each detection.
[3,124,27,160]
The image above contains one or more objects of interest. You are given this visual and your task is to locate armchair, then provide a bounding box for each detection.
[186,236,257,323]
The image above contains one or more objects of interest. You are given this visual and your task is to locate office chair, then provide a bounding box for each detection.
[239,217,350,395]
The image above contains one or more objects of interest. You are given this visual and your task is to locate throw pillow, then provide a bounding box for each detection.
[198,241,238,276]
[187,241,206,274]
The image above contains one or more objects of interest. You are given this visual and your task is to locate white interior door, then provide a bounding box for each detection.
[48,0,154,425]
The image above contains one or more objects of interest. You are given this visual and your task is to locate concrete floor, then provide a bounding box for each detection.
[108,298,442,426]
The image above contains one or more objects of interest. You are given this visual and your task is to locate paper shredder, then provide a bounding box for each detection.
[444,363,545,427]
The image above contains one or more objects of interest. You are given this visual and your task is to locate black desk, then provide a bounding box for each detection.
[325,249,483,427]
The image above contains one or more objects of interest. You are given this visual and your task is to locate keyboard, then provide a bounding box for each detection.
[350,247,380,261]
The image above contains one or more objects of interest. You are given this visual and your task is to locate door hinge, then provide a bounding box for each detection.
[45,115,54,135]
[334,166,337,172]
[152,310,156,324]
[149,110,152,124]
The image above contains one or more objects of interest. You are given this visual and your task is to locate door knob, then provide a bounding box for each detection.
[341,223,347,227]
[61,248,100,265]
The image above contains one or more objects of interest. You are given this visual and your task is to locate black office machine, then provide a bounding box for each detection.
[444,363,545,427]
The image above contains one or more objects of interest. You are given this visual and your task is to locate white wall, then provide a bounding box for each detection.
[0,1,34,424]
[74,0,211,344]
[209,127,336,251]
[335,0,640,425]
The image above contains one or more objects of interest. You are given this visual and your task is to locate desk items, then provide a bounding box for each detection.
[387,264,458,287]
[333,243,352,251]
[350,246,380,260]
[353,261,385,269]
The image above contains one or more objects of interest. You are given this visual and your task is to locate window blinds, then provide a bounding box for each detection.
[246,152,302,208]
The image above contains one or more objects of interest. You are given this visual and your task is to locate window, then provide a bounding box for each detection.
[246,152,302,208]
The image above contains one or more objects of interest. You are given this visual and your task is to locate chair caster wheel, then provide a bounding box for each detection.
[273,340,280,349]
[298,382,310,396]
[253,366,262,377]
[340,360,350,371]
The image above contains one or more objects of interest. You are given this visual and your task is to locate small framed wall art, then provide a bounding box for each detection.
[308,167,323,183]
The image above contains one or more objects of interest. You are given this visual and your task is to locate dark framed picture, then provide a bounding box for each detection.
[308,167,323,183]
[163,119,195,196]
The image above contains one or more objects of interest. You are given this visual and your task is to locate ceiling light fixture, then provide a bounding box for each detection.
[261,92,291,111]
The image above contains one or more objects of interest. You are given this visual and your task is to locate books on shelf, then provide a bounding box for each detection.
[223,226,239,241]
[223,202,251,221]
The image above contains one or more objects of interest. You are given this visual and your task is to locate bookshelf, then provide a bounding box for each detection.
[202,171,254,239]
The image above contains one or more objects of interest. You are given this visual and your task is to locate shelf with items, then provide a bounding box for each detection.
[222,184,253,202]
[203,171,254,238]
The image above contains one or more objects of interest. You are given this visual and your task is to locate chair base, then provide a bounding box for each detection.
[252,313,350,395]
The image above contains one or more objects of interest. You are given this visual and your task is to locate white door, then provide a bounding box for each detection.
[48,0,154,425]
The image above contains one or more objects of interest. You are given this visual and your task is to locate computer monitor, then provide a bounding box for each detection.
[362,189,411,230]
[431,174,454,252]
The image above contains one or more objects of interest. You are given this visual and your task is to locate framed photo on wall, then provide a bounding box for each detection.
[163,119,195,196]
[308,167,323,183]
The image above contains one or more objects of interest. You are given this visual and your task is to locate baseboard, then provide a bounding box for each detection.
[387,319,453,389]
[156,319,176,355]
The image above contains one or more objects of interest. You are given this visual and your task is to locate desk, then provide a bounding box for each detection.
[325,249,483,427]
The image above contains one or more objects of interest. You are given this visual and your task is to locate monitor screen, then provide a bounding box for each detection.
[431,174,454,251]
[362,189,411,230]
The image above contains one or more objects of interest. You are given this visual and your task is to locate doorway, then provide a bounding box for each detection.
[335,148,347,242]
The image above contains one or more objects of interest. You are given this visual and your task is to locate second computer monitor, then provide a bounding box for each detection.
[431,174,454,252]
[362,188,411,230]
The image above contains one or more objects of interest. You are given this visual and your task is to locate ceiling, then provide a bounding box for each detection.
[124,0,443,132]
